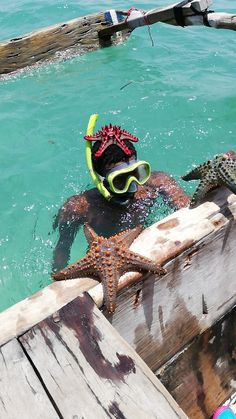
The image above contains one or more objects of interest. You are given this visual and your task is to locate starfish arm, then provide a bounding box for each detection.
[95,138,132,157]
[52,255,99,281]
[53,226,168,313]
[117,139,132,155]
[101,268,120,314]
[84,223,98,246]
[182,161,212,181]
[116,226,143,247]
[84,133,101,141]
[218,163,236,194]
[121,251,166,275]
[189,175,219,208]
[96,138,112,156]
[120,131,139,142]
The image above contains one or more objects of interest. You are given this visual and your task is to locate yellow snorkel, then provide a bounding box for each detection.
[85,114,112,200]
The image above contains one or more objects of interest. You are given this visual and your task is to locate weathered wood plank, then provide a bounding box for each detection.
[0,338,58,419]
[0,187,235,349]
[108,192,236,372]
[0,11,129,75]
[1,1,236,75]
[0,277,97,347]
[185,12,236,30]
[89,187,236,307]
[20,294,188,419]
[99,1,212,37]
[99,1,236,37]
[156,307,236,419]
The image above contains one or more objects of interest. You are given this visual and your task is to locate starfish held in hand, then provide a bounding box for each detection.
[182,150,236,208]
[52,224,166,313]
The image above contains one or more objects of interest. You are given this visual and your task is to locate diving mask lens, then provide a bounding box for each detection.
[107,160,151,194]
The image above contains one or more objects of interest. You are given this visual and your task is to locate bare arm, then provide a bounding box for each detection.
[148,171,191,209]
[52,194,88,272]
[52,219,80,272]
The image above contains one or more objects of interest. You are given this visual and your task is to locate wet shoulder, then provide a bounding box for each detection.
[56,192,90,223]
[135,172,160,200]
[58,188,108,219]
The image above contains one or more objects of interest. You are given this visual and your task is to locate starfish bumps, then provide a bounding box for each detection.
[182,150,236,208]
[53,224,165,313]
[84,124,139,157]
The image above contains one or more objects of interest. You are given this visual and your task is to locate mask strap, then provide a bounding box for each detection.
[85,114,111,200]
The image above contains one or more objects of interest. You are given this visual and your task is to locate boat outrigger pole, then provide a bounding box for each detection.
[0,0,235,75]
[99,0,236,39]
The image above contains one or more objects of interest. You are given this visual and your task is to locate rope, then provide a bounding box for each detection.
[125,8,155,46]
[125,7,148,29]
[190,5,214,27]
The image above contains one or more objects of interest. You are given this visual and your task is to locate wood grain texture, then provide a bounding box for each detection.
[99,0,212,36]
[1,1,235,75]
[0,11,129,74]
[0,277,97,347]
[20,294,188,419]
[0,187,235,349]
[89,188,236,307]
[99,2,236,37]
[109,198,236,372]
[206,12,236,30]
[156,307,236,418]
[0,338,58,419]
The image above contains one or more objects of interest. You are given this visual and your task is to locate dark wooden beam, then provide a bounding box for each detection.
[156,307,236,419]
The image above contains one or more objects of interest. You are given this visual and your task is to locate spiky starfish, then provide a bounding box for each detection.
[84,124,138,157]
[53,224,166,313]
[182,150,236,208]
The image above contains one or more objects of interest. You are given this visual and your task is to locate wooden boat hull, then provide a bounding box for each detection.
[0,186,235,417]
[0,10,129,75]
[1,0,235,75]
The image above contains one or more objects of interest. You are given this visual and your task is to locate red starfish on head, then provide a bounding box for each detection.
[84,124,139,157]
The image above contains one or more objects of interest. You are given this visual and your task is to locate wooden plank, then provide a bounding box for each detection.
[99,1,236,36]
[20,294,188,419]
[0,338,58,419]
[89,187,236,307]
[156,307,236,419]
[0,187,235,348]
[0,277,97,347]
[99,0,212,37]
[185,12,236,30]
[1,1,236,75]
[0,11,129,75]
[207,12,236,30]
[108,194,236,372]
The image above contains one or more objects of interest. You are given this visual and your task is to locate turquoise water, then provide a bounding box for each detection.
[0,1,235,311]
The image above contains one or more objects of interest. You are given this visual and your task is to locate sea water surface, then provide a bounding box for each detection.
[0,0,235,311]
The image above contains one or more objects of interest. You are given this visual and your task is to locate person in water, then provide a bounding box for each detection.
[52,115,189,272]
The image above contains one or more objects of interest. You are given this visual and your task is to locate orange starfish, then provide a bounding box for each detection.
[52,224,166,313]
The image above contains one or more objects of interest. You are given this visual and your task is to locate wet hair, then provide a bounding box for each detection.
[92,140,137,176]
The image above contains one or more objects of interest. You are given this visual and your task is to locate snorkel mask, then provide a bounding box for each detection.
[85,114,151,203]
[105,159,151,194]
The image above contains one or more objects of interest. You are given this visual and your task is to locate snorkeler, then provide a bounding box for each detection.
[52,115,190,272]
